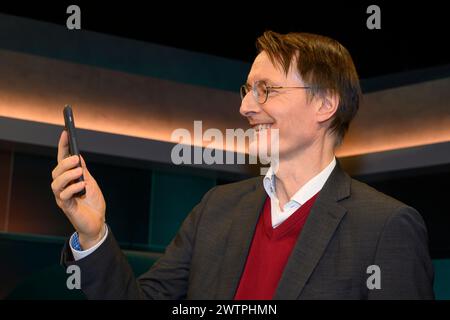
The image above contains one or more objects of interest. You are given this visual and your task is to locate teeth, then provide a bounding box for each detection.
[255,124,272,132]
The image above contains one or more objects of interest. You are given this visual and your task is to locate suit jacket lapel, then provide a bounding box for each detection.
[273,161,351,299]
[214,178,267,299]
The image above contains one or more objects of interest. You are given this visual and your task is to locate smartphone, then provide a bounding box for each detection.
[63,105,86,197]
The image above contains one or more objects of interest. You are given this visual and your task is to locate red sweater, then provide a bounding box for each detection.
[234,193,319,300]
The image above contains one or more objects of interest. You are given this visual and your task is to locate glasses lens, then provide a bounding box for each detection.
[240,84,249,100]
[254,81,268,103]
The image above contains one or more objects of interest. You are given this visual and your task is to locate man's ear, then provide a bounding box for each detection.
[317,91,339,123]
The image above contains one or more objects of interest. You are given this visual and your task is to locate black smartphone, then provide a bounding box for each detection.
[63,105,86,197]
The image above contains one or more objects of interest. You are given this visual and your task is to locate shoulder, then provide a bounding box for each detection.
[188,176,263,228]
[202,176,263,203]
[342,177,425,233]
[348,178,406,212]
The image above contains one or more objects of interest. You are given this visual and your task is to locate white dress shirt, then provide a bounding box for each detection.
[263,157,336,228]
[70,225,108,261]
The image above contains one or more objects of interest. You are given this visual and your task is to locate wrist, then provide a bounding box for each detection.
[78,224,105,250]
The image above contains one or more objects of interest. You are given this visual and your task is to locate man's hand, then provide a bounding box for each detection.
[51,130,106,249]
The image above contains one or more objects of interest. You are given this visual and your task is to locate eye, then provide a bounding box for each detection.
[255,81,268,97]
[240,84,251,99]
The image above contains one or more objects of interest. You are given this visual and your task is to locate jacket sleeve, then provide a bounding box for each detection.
[61,186,217,299]
[368,206,435,299]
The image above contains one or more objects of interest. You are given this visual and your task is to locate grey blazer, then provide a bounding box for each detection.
[62,162,435,299]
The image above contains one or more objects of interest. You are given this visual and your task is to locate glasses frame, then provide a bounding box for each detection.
[240,80,311,104]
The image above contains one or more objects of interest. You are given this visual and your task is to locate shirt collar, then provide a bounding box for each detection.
[263,157,336,205]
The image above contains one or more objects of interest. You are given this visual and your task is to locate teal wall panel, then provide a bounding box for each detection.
[0,13,249,92]
[148,170,216,251]
[0,232,161,299]
[433,259,450,300]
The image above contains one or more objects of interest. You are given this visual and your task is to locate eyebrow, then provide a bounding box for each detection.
[246,77,280,86]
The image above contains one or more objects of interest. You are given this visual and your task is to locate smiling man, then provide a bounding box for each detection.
[55,31,434,299]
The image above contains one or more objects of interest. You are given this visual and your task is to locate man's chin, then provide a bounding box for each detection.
[249,143,280,166]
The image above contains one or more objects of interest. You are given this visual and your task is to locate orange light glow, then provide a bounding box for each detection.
[1,50,449,157]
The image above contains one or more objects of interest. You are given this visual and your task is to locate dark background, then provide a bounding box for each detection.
[1,1,449,79]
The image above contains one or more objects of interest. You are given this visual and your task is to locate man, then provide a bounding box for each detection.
[51,31,434,299]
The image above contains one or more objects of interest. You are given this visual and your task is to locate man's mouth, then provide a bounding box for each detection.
[252,123,273,132]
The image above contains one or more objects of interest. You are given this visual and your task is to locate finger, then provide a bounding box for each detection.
[79,155,92,179]
[57,130,70,163]
[52,154,81,180]
[59,180,87,201]
[51,167,83,195]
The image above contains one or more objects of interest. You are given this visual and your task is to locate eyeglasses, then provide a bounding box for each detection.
[240,80,311,104]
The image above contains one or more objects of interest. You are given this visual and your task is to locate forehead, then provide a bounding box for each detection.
[247,51,298,84]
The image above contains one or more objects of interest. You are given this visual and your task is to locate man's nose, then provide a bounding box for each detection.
[239,92,260,118]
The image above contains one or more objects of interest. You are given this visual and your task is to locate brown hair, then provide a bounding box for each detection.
[256,31,361,146]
